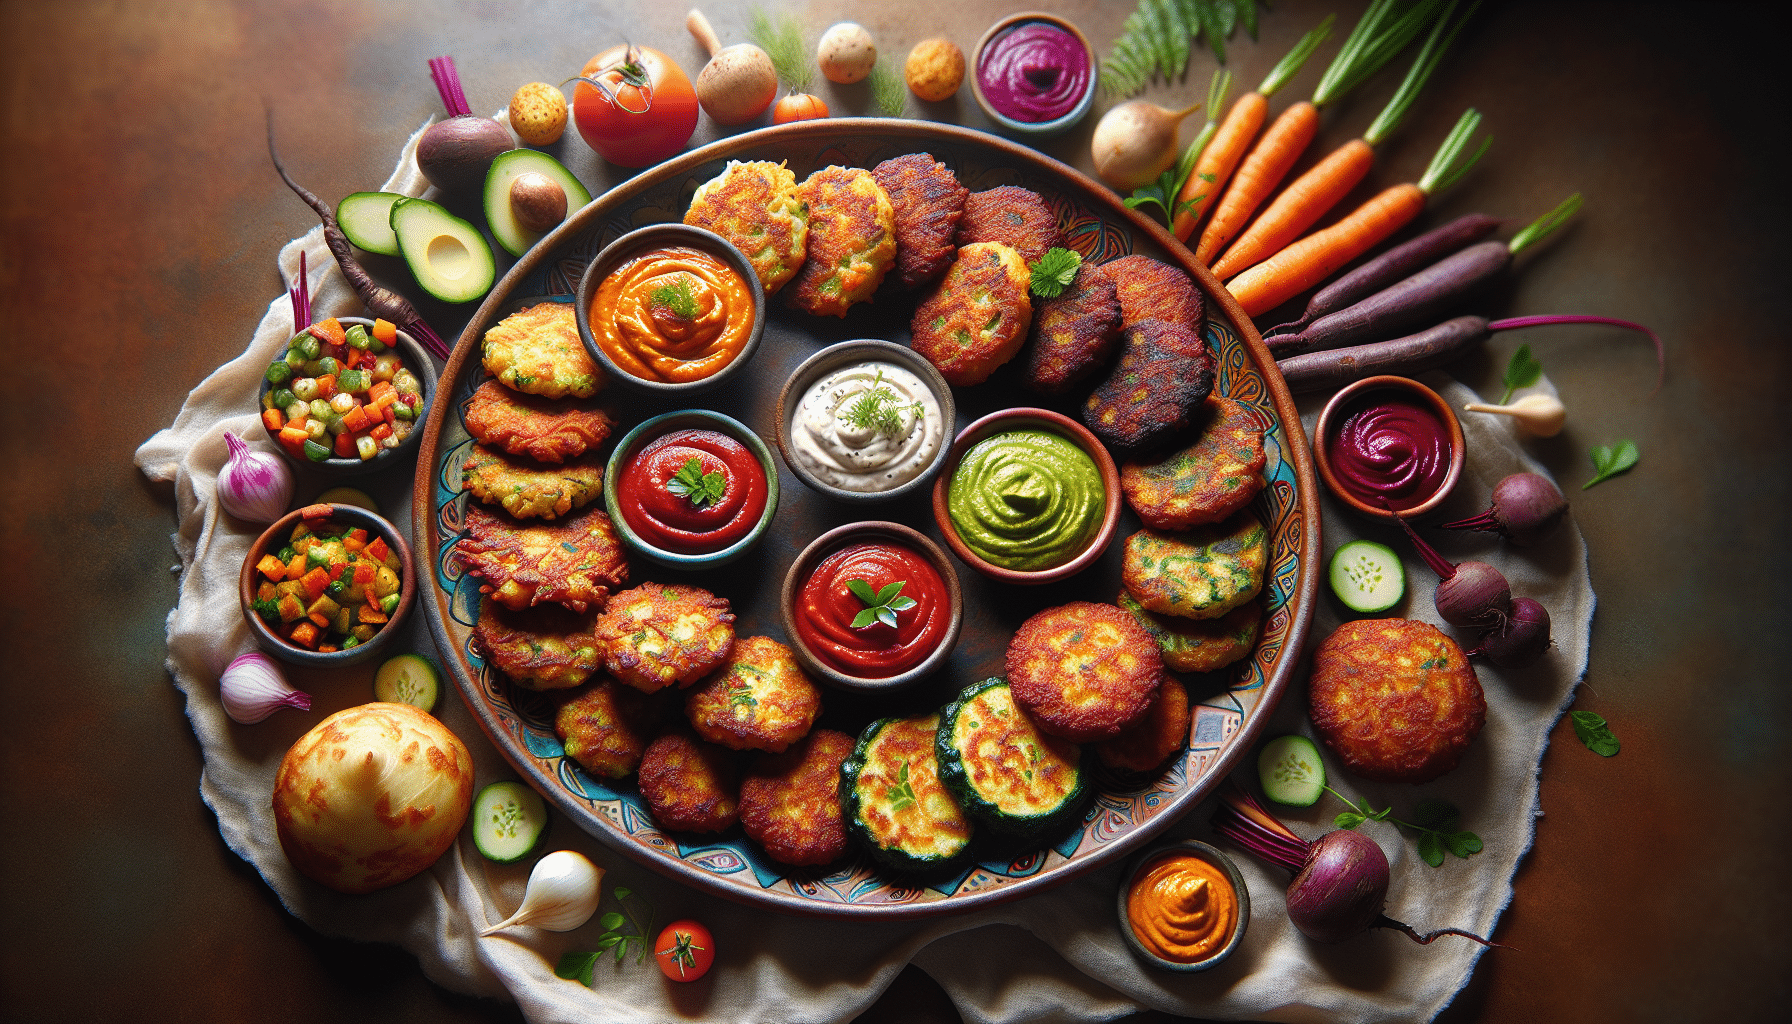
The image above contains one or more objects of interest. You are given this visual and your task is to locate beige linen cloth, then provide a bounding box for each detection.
[135,124,1592,1024]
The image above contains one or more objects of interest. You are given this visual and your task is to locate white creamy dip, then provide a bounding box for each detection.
[790,361,944,492]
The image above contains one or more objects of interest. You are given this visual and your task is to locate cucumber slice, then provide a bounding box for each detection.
[1258,735,1326,807]
[336,191,405,256]
[373,653,441,713]
[1328,539,1405,613]
[471,781,549,863]
[389,197,496,304]
[314,486,380,513]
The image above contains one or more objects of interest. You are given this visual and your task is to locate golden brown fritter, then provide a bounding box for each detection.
[480,302,603,399]
[846,714,974,868]
[739,728,855,867]
[683,160,809,296]
[462,443,604,521]
[593,583,736,692]
[869,153,968,289]
[1095,675,1190,774]
[462,379,615,464]
[955,185,1062,263]
[458,504,628,613]
[1082,318,1216,454]
[554,677,669,779]
[1005,601,1164,742]
[785,165,896,317]
[473,596,603,692]
[683,636,821,753]
[1116,591,1261,674]
[1020,260,1122,395]
[1121,511,1268,621]
[1308,618,1486,784]
[1119,396,1268,530]
[637,729,741,833]
[909,241,1034,386]
[1103,254,1205,333]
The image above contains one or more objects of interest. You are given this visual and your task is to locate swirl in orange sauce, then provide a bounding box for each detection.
[1126,852,1238,964]
[591,245,753,383]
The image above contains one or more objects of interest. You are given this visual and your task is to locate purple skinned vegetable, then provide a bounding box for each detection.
[1440,472,1567,546]
[1386,502,1512,628]
[417,56,513,193]
[1468,596,1551,668]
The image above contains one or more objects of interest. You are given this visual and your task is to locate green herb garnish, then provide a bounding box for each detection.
[1500,344,1543,404]
[843,371,924,437]
[666,456,726,508]
[1330,791,1482,869]
[749,7,812,90]
[885,759,917,811]
[1028,247,1083,299]
[649,274,700,319]
[1584,440,1639,489]
[1100,0,1263,97]
[1570,710,1620,756]
[1124,68,1230,229]
[555,886,654,981]
[846,578,917,629]
[869,57,906,117]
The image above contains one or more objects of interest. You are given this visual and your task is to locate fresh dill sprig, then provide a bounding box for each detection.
[843,371,923,437]
[649,275,700,319]
[749,7,812,90]
[870,58,906,117]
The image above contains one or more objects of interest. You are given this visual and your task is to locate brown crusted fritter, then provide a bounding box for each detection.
[1104,254,1205,333]
[1116,591,1261,674]
[955,185,1062,263]
[683,159,809,296]
[1120,396,1268,530]
[593,583,736,692]
[786,165,896,317]
[458,504,628,613]
[462,379,615,464]
[637,729,741,833]
[480,302,603,399]
[1122,511,1269,621]
[1308,619,1486,784]
[870,153,968,289]
[683,636,821,753]
[1095,675,1190,774]
[555,676,669,779]
[1006,601,1164,742]
[1082,318,1216,454]
[1020,260,1122,395]
[909,241,1034,386]
[462,443,604,521]
[473,596,603,691]
[739,728,855,867]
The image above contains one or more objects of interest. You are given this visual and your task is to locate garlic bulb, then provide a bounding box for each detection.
[1463,394,1566,438]
[219,430,295,523]
[481,850,604,935]
[220,651,312,724]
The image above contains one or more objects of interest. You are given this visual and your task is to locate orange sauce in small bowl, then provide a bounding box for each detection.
[589,245,754,383]
[1126,851,1240,965]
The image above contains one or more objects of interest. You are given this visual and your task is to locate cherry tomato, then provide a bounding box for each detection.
[772,92,830,124]
[572,43,699,167]
[654,919,714,981]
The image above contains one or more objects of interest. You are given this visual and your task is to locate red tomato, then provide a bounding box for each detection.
[572,43,698,167]
[772,92,829,124]
[654,919,714,981]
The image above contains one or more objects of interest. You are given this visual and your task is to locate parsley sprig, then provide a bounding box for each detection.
[666,456,726,508]
[1332,794,1483,868]
[1028,247,1082,299]
[1500,344,1543,404]
[847,578,916,629]
[649,274,700,319]
[554,886,654,983]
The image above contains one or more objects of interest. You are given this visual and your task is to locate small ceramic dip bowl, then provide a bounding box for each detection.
[780,521,962,693]
[1117,839,1251,973]
[775,339,956,504]
[576,223,765,396]
[239,502,417,668]
[930,408,1121,585]
[971,11,1099,137]
[257,316,437,477]
[1314,375,1466,522]
[603,409,779,570]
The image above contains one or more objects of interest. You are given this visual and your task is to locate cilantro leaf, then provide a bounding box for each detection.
[1500,344,1543,404]
[665,456,727,508]
[1571,710,1621,756]
[1028,248,1082,299]
[1584,440,1640,489]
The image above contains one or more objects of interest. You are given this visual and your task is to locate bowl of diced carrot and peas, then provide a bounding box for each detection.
[258,315,436,475]
[239,502,416,667]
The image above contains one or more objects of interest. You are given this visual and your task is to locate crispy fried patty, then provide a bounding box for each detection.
[1103,254,1205,333]
[1082,317,1216,454]
[738,728,855,867]
[461,443,604,521]
[480,302,603,399]
[1005,601,1164,742]
[1116,591,1261,674]
[554,676,668,779]
[473,596,603,691]
[1095,674,1190,774]
[637,729,741,833]
[786,165,896,317]
[909,241,1034,386]
[870,153,968,289]
[1120,396,1267,530]
[684,160,809,296]
[956,185,1062,263]
[683,636,821,753]
[1121,511,1268,621]
[593,583,735,692]
[1021,261,1122,395]
[1308,618,1486,784]
[462,379,614,464]
[458,503,628,613]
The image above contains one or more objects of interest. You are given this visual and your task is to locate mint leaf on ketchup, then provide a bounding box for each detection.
[847,578,918,629]
[666,456,726,508]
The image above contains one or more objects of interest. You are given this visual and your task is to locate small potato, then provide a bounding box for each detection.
[818,22,876,84]
[905,38,964,102]
[508,82,567,146]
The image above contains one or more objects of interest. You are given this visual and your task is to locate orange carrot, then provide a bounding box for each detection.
[1210,140,1375,279]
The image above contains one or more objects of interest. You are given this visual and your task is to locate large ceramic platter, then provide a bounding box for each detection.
[414,119,1321,919]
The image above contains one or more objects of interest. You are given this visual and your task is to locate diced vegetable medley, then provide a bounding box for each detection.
[252,514,403,652]
[261,317,423,462]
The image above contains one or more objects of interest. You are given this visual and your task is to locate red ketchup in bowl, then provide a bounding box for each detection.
[794,541,950,678]
[1326,394,1453,512]
[615,428,767,553]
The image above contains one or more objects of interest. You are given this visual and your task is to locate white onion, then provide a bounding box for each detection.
[219,431,294,524]
[220,651,312,724]
[480,850,604,935]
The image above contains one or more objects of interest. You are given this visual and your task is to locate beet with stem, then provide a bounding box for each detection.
[1440,472,1567,546]
[417,56,513,193]
[1386,502,1512,629]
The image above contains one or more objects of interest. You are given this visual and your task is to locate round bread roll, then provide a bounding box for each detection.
[272,702,475,894]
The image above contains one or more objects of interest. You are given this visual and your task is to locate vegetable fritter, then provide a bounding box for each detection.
[683,159,809,296]
[845,714,974,870]
[593,583,736,692]
[1121,511,1269,621]
[480,302,603,399]
[785,165,896,317]
[1005,601,1164,742]
[683,636,821,753]
[1095,674,1190,774]
[1082,317,1216,454]
[638,729,741,833]
[458,503,629,613]
[1103,254,1205,333]
[738,728,855,867]
[1308,618,1486,784]
[955,185,1062,263]
[462,443,604,521]
[1119,396,1267,530]
[554,676,669,779]
[870,153,969,289]
[1020,261,1122,395]
[462,379,615,464]
[473,596,603,692]
[909,241,1034,386]
[1116,591,1261,674]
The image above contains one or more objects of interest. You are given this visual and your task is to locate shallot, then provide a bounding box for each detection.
[219,651,311,724]
[218,431,294,524]
[1440,472,1568,546]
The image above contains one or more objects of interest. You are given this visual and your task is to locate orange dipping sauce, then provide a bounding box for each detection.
[1126,851,1239,964]
[590,245,754,383]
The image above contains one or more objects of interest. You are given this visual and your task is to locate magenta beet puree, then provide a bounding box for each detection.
[1328,394,1452,511]
[977,22,1089,123]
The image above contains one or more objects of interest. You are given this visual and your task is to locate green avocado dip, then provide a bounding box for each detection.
[947,429,1104,570]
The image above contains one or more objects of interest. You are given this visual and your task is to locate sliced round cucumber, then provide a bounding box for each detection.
[314,486,380,513]
[1328,539,1405,613]
[1258,735,1326,807]
[471,781,549,863]
[336,191,406,256]
[373,653,441,713]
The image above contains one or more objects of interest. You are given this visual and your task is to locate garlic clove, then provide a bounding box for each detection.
[220,651,312,724]
[1463,394,1566,438]
[480,850,604,936]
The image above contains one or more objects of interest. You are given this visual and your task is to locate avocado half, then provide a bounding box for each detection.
[389,197,496,304]
[483,149,593,257]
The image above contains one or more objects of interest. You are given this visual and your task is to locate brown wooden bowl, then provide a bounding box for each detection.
[239,503,416,668]
[1314,375,1466,523]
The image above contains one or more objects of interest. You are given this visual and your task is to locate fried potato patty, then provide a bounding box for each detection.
[955,185,1062,263]
[555,676,669,779]
[684,159,809,296]
[1122,511,1268,620]
[739,728,855,867]
[1120,396,1267,530]
[1006,601,1164,742]
[1095,675,1190,774]
[1020,261,1122,395]
[1308,619,1486,784]
[480,302,603,399]
[1103,254,1205,332]
[786,165,895,317]
[1116,591,1261,674]
[683,636,821,753]
[1082,317,1216,454]
[462,379,615,464]
[638,729,741,833]
[870,153,968,289]
[594,583,736,692]
[458,503,628,613]
[462,443,604,521]
[473,596,602,691]
[909,241,1034,386]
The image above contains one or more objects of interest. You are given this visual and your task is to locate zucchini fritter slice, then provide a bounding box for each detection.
[480,302,603,399]
[842,714,974,874]
[955,185,1062,263]
[870,153,968,289]
[683,159,809,296]
[593,583,735,692]
[1119,396,1267,530]
[785,165,895,317]
[937,677,1087,837]
[1020,261,1122,395]
[1121,511,1269,621]
[554,676,669,779]
[462,379,614,464]
[1082,318,1216,455]
[461,443,603,521]
[473,596,602,692]
[459,503,628,613]
[1116,591,1261,674]
[739,728,855,867]
[910,241,1034,386]
[683,636,821,753]
[638,729,741,833]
